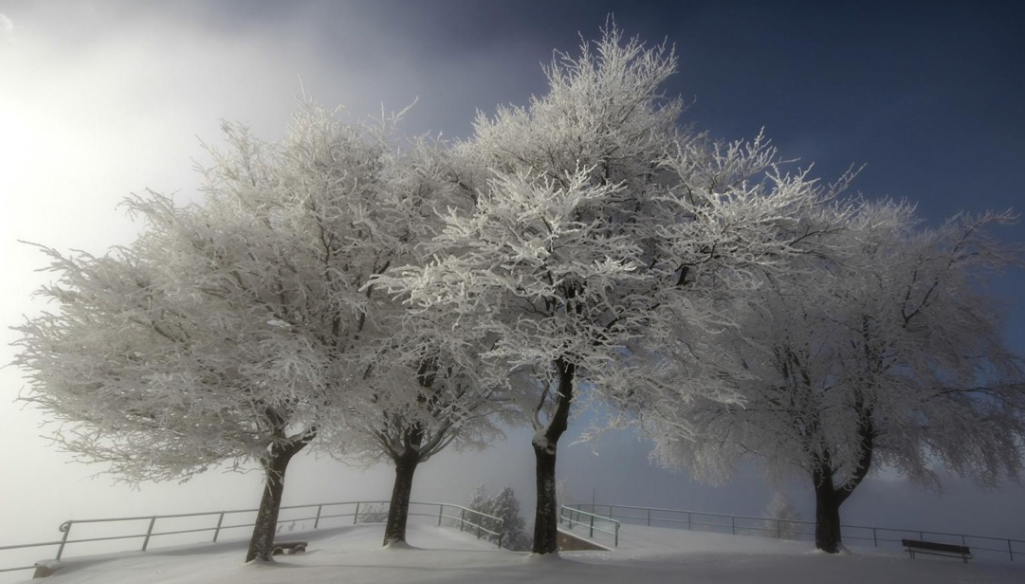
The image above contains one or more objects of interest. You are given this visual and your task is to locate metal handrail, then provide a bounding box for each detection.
[568,503,1024,561]
[431,502,506,546]
[0,499,505,576]
[559,506,620,546]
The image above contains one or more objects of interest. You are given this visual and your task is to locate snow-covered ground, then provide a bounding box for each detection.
[13,522,1025,584]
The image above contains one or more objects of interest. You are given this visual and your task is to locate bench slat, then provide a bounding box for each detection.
[901,539,971,563]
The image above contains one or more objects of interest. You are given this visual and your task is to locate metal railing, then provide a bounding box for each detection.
[444,503,506,547]
[559,505,620,546]
[568,503,1025,562]
[0,500,504,577]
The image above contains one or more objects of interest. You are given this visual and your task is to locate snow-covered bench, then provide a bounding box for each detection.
[901,539,971,563]
[271,541,308,555]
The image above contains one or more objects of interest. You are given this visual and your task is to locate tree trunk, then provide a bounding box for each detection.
[245,436,313,563]
[382,449,421,546]
[532,439,560,554]
[812,407,875,553]
[812,473,843,553]
[530,359,575,555]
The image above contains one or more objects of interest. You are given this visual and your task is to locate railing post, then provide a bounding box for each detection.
[589,514,595,538]
[460,509,465,532]
[213,512,225,542]
[1009,539,1014,561]
[353,502,360,525]
[615,522,619,547]
[872,528,877,547]
[142,517,157,552]
[476,520,482,539]
[498,533,504,549]
[56,521,72,561]
[687,512,692,531]
[438,504,444,526]
[314,505,323,529]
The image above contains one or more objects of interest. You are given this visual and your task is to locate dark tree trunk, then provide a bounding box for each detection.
[809,331,881,552]
[379,360,444,547]
[531,359,575,555]
[382,448,422,546]
[532,438,560,554]
[812,467,843,553]
[811,418,874,554]
[245,435,313,563]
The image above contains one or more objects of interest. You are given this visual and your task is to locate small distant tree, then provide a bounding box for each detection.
[356,503,390,524]
[765,492,804,540]
[468,484,531,551]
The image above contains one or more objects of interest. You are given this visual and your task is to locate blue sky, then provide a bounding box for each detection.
[1,0,1023,550]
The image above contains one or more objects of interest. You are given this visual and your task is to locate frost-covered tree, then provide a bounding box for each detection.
[377,24,847,555]
[349,314,509,546]
[467,484,530,551]
[649,201,1025,553]
[13,102,484,562]
[13,234,324,564]
[300,137,513,547]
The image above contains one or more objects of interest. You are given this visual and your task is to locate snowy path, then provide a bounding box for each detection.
[17,523,1025,584]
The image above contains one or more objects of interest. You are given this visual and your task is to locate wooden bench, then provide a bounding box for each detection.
[271,541,308,555]
[901,539,971,563]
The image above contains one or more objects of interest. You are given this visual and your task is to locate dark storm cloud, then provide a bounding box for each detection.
[64,0,1021,220]
[329,0,1024,227]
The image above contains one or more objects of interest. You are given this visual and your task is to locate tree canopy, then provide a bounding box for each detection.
[647,201,1025,552]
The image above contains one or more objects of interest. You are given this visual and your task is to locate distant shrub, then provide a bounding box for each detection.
[467,484,531,551]
[765,492,805,540]
[356,502,389,524]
